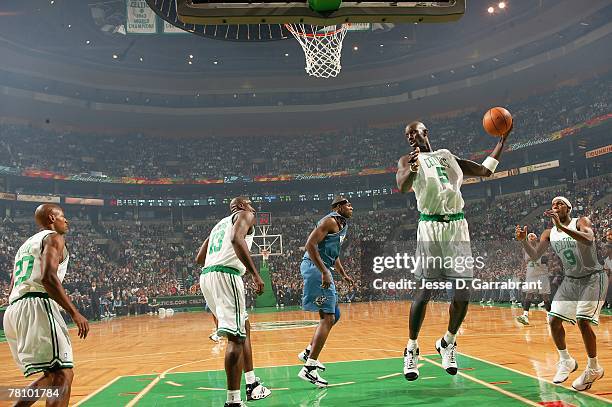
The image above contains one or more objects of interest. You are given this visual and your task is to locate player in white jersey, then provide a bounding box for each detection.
[3,204,89,407]
[396,121,512,381]
[517,197,607,391]
[516,232,551,326]
[195,197,269,407]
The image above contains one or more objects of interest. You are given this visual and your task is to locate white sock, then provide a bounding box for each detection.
[522,311,529,317]
[305,358,318,367]
[227,390,241,403]
[558,349,571,361]
[245,370,256,385]
[306,344,312,352]
[407,339,418,351]
[443,331,456,345]
[587,357,600,369]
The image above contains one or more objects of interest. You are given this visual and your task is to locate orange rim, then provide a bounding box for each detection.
[284,23,350,38]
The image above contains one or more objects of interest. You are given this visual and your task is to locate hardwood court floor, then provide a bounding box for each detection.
[0,301,610,406]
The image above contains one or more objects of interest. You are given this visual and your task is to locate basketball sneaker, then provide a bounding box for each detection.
[552,358,578,384]
[435,338,458,375]
[209,332,220,342]
[298,365,328,387]
[403,347,420,381]
[224,402,246,407]
[298,349,326,370]
[571,367,604,391]
[246,378,271,401]
[515,315,529,325]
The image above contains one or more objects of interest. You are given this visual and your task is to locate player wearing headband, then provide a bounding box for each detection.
[516,197,607,391]
[297,196,354,387]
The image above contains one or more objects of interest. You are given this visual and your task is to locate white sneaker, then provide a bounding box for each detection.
[553,358,578,384]
[298,365,328,387]
[537,301,545,308]
[516,315,530,326]
[246,378,272,400]
[572,367,604,391]
[435,338,458,375]
[297,349,326,371]
[403,347,420,381]
[209,332,220,342]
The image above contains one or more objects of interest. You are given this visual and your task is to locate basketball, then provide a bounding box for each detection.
[483,107,513,136]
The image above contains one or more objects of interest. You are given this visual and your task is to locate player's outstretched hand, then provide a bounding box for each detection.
[73,312,89,339]
[501,122,514,140]
[515,225,527,241]
[321,270,332,289]
[252,274,265,295]
[544,210,561,228]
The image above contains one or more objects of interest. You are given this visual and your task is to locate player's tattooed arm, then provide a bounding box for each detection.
[305,217,339,289]
[457,124,512,177]
[516,226,550,261]
[231,211,264,294]
[549,215,595,246]
[195,237,210,264]
[41,233,89,339]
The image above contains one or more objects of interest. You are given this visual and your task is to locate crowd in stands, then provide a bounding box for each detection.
[1,176,610,320]
[0,75,609,180]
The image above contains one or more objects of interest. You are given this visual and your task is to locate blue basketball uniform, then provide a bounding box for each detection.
[301,212,348,314]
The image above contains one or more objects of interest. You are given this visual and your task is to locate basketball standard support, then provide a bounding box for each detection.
[252,225,283,308]
[176,1,466,25]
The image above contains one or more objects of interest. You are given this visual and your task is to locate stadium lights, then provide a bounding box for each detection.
[139,56,143,62]
[213,61,218,65]
[487,6,495,14]
[498,2,506,9]
[85,40,90,45]
[112,54,118,59]
[353,45,359,51]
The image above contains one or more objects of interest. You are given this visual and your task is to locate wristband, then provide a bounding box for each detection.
[482,156,499,173]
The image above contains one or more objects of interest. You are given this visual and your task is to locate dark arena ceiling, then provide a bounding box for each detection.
[0,0,610,134]
[0,0,608,77]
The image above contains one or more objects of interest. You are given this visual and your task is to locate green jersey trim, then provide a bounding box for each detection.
[419,212,465,222]
[201,265,241,276]
[9,292,50,305]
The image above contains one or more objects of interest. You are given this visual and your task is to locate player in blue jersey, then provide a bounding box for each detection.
[297,196,354,387]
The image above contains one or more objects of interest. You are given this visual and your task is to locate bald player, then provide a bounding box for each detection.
[196,197,270,407]
[516,197,607,391]
[3,204,89,407]
[396,120,511,381]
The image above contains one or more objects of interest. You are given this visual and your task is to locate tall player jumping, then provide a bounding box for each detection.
[3,204,89,407]
[297,196,354,387]
[516,232,551,326]
[516,197,607,391]
[196,197,271,407]
[396,121,511,380]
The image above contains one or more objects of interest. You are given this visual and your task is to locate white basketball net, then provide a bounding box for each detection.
[285,23,350,78]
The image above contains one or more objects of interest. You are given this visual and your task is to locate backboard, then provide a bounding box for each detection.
[177,1,466,25]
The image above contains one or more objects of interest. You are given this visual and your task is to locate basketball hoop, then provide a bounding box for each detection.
[284,23,350,78]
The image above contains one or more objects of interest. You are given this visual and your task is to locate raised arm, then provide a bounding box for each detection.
[516,226,551,261]
[305,217,339,289]
[41,233,89,339]
[195,237,210,265]
[230,211,264,294]
[545,213,595,246]
[457,125,512,177]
